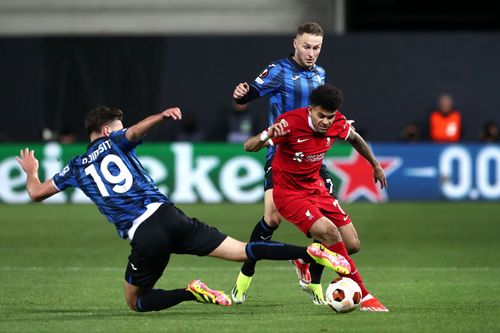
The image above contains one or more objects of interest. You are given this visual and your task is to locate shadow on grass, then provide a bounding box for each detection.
[3,302,291,322]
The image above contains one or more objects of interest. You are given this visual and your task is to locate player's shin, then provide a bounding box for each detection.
[241,217,278,277]
[245,241,307,261]
[135,289,194,312]
[309,261,325,284]
[250,217,278,242]
[328,241,369,297]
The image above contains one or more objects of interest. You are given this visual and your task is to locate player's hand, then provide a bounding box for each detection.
[373,163,387,189]
[233,82,250,99]
[162,107,182,120]
[347,120,356,131]
[15,148,39,175]
[268,119,290,138]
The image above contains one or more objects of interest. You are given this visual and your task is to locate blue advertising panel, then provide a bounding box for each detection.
[326,143,500,202]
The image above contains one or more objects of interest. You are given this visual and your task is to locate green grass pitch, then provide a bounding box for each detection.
[1,202,499,333]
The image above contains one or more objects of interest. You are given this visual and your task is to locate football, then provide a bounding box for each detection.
[325,277,362,313]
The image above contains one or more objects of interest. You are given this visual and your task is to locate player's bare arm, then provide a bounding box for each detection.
[244,119,289,152]
[346,130,387,189]
[126,107,182,142]
[15,148,59,202]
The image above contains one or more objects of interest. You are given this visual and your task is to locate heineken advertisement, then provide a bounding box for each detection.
[1,142,499,203]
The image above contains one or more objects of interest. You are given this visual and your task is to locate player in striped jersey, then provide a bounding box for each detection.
[15,106,351,312]
[231,22,340,304]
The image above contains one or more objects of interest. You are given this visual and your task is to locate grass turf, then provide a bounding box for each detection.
[0,202,499,333]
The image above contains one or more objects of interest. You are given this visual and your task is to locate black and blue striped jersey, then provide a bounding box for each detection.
[250,57,326,160]
[52,129,172,239]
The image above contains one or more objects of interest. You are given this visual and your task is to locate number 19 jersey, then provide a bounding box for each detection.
[52,129,172,239]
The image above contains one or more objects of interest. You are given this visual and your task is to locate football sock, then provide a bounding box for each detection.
[241,218,278,277]
[251,217,278,241]
[245,241,308,261]
[328,241,370,297]
[136,288,195,312]
[309,261,325,284]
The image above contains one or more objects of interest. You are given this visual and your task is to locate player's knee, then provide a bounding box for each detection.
[125,295,139,312]
[264,214,281,228]
[347,240,361,254]
[124,287,141,312]
[323,225,342,243]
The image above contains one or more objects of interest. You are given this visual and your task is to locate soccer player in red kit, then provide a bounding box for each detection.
[243,84,389,312]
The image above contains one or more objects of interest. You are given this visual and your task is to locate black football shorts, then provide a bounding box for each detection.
[125,203,227,288]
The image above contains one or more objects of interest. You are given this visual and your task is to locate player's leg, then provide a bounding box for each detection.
[124,281,198,312]
[295,163,338,294]
[240,189,281,276]
[209,235,348,272]
[124,204,231,312]
[232,159,282,303]
[124,243,200,311]
[338,223,361,255]
[300,221,360,304]
[309,216,388,312]
[293,164,336,296]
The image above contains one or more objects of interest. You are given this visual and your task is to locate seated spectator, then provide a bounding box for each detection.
[479,121,499,143]
[400,122,421,142]
[176,113,205,142]
[429,93,462,143]
[226,102,253,143]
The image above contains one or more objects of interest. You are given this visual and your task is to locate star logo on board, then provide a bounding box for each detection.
[325,150,402,203]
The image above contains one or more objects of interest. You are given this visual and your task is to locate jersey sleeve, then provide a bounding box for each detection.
[250,62,283,97]
[52,161,77,191]
[330,113,352,140]
[109,128,141,152]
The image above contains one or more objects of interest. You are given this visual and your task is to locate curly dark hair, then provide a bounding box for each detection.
[85,106,123,136]
[310,84,343,112]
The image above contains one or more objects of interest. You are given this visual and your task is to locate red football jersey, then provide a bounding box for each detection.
[270,107,352,192]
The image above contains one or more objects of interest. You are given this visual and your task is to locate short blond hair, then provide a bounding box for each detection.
[297,22,324,37]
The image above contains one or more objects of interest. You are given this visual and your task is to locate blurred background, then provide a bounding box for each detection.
[1,0,499,203]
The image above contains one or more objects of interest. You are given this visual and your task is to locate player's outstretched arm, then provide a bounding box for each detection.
[244,119,289,152]
[126,107,182,142]
[346,131,387,189]
[233,82,260,105]
[15,148,59,202]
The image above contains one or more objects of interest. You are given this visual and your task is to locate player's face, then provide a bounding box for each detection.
[309,106,336,134]
[293,33,323,69]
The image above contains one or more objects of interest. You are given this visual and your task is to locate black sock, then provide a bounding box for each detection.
[136,288,195,312]
[245,241,308,261]
[241,218,278,277]
[309,262,325,284]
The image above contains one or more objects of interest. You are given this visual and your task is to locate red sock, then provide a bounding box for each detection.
[328,241,370,297]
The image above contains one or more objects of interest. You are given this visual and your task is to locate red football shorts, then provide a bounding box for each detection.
[273,187,351,235]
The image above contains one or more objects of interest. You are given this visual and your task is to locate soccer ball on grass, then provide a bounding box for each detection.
[325,277,362,313]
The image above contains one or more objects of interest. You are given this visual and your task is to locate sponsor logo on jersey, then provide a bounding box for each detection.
[305,153,326,163]
[305,210,314,220]
[291,75,300,81]
[297,138,309,143]
[293,152,304,162]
